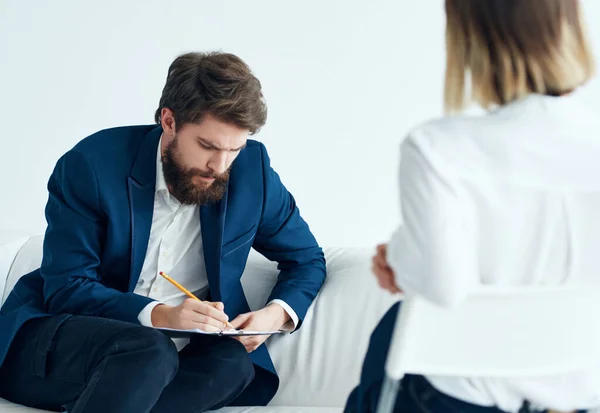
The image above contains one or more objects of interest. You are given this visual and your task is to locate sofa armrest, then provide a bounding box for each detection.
[0,230,35,305]
[1,232,44,305]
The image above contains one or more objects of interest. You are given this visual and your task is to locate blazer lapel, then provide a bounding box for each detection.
[200,189,228,301]
[127,126,162,291]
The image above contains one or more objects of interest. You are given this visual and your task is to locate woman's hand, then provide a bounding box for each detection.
[372,244,402,294]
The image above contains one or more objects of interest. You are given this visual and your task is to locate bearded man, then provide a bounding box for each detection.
[0,51,326,413]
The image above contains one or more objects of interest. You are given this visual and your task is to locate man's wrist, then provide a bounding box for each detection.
[265,302,291,328]
[150,304,171,328]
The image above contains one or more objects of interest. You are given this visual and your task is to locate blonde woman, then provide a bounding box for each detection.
[345,0,598,412]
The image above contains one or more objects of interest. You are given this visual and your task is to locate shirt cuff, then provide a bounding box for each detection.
[268,299,299,331]
[138,301,164,327]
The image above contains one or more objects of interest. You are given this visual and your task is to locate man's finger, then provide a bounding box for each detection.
[230,313,251,329]
[186,300,229,323]
[194,323,222,333]
[244,336,256,347]
[208,301,225,312]
[236,334,252,342]
[236,336,256,352]
[190,314,229,329]
[244,339,260,351]
[199,303,229,323]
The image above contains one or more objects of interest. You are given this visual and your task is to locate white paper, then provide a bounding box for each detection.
[157,327,287,336]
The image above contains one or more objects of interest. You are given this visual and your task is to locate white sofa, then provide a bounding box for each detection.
[0,231,396,413]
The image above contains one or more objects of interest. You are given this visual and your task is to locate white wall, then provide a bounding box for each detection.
[1,0,599,248]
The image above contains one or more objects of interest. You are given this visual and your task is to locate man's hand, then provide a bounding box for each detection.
[151,299,230,332]
[373,244,402,294]
[229,303,291,353]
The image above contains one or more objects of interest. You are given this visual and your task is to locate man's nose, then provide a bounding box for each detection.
[207,151,228,175]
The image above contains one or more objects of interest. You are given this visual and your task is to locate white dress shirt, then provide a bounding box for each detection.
[387,91,600,412]
[135,137,298,349]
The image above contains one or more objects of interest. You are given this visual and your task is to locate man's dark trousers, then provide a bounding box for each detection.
[0,314,254,413]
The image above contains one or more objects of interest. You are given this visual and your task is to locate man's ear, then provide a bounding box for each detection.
[160,108,177,135]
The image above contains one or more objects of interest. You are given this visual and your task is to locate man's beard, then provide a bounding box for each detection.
[161,138,230,206]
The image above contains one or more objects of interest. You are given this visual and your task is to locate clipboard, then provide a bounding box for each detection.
[158,327,288,338]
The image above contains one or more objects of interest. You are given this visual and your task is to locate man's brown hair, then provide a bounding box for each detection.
[154,52,267,133]
[444,0,595,113]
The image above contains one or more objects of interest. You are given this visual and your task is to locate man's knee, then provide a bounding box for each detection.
[93,322,179,379]
[122,328,179,377]
[146,330,179,369]
[219,339,255,388]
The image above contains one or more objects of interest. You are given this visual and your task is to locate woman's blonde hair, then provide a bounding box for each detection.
[444,0,596,113]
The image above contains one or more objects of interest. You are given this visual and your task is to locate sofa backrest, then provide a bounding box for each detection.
[1,234,396,407]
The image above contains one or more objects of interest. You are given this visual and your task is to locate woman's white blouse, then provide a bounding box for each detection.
[387,92,600,412]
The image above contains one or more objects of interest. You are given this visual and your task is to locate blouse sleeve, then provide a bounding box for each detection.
[387,132,478,307]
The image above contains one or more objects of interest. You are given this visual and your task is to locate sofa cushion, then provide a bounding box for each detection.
[0,399,44,412]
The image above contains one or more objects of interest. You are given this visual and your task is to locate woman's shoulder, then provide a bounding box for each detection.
[401,111,485,153]
[399,107,519,178]
[406,92,595,148]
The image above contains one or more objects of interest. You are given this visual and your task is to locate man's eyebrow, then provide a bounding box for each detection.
[197,137,246,152]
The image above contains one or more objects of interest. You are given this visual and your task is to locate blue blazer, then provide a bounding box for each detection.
[0,125,326,406]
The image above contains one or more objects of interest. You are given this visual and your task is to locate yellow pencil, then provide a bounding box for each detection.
[159,271,234,329]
